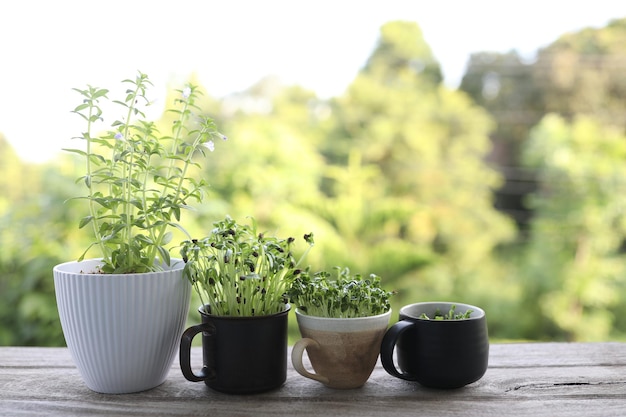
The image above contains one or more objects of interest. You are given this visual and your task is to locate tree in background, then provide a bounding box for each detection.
[319,21,516,308]
[532,18,626,127]
[460,52,540,230]
[461,16,626,340]
[521,115,626,341]
[461,18,626,228]
[200,77,330,256]
[0,135,83,345]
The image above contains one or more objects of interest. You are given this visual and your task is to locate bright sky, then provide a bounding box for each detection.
[1,0,624,163]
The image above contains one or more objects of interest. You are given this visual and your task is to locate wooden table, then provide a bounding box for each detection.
[1,343,625,416]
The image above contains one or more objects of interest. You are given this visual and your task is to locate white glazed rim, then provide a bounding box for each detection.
[295,308,391,321]
[53,258,185,276]
[295,308,392,332]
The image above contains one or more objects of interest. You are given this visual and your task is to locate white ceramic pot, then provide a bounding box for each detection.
[53,259,191,394]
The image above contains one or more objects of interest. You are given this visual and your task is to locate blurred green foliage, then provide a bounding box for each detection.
[2,19,626,345]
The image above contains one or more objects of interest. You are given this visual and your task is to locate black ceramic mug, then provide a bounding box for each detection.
[380,302,488,389]
[179,304,290,394]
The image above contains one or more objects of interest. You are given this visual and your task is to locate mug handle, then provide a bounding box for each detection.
[179,323,216,382]
[380,320,418,381]
[291,338,330,385]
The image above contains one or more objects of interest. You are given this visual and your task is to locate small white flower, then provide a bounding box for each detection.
[205,140,215,152]
[182,87,191,99]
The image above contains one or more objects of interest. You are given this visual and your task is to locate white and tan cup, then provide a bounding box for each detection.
[291,309,391,389]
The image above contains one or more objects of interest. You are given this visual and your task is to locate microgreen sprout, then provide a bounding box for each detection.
[419,305,473,320]
[288,267,394,318]
[67,71,225,273]
[180,216,315,316]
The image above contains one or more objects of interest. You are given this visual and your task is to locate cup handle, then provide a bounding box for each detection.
[380,320,418,381]
[291,338,330,385]
[179,323,216,382]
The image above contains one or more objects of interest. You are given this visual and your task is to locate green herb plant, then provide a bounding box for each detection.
[419,305,473,320]
[68,71,225,273]
[288,267,394,318]
[179,216,315,316]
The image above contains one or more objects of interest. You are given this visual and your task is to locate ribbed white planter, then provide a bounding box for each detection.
[53,259,191,394]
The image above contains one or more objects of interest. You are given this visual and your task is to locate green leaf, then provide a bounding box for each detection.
[63,148,88,157]
[130,199,143,210]
[73,103,90,112]
[161,231,173,246]
[157,246,171,266]
[78,216,94,229]
[169,222,191,239]
[171,206,181,221]
[135,234,153,244]
[92,88,109,99]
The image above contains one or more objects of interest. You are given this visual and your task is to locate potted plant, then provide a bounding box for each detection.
[380,301,489,388]
[288,267,394,389]
[178,215,314,394]
[53,72,226,394]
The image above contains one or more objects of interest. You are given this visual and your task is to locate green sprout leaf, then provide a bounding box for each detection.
[419,305,474,320]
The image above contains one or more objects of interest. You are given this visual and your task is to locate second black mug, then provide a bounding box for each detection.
[380,301,489,389]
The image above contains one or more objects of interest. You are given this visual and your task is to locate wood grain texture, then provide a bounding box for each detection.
[1,343,625,416]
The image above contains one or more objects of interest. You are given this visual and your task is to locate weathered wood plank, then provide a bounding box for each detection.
[1,343,625,417]
[488,342,626,367]
[3,342,625,368]
[2,343,625,368]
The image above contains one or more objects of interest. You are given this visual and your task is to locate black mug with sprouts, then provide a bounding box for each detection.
[380,301,489,389]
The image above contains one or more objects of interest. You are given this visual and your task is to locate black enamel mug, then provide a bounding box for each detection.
[179,304,290,394]
[380,302,489,389]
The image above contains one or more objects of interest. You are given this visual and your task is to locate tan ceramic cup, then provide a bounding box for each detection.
[291,309,391,389]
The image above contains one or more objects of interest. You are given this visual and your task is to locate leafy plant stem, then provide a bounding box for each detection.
[84,90,109,261]
[68,71,225,273]
[147,98,207,263]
